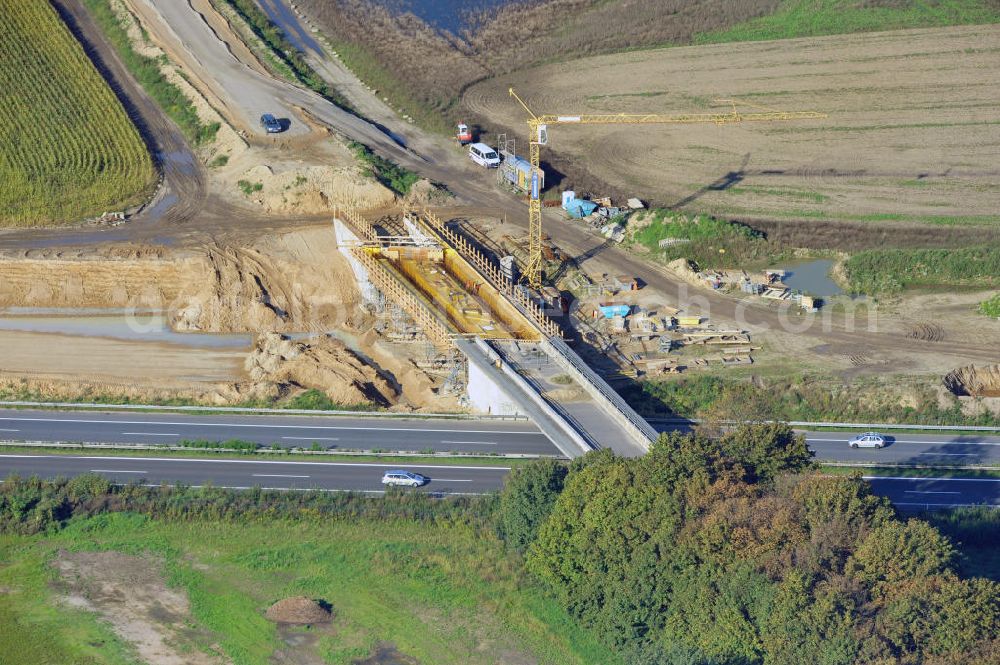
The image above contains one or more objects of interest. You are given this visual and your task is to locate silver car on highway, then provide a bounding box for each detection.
[381,470,427,487]
[849,432,886,449]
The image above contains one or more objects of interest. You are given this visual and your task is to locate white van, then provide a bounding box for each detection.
[468,142,501,168]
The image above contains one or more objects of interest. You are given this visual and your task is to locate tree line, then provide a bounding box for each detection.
[496,424,1000,664]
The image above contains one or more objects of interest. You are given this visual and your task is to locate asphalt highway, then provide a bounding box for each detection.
[1,453,997,508]
[865,476,1000,509]
[0,454,507,495]
[0,409,557,455]
[802,431,1000,465]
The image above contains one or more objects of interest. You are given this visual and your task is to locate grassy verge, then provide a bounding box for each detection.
[842,245,1000,294]
[322,36,453,135]
[628,208,783,268]
[625,374,1000,428]
[81,0,218,145]
[0,513,620,664]
[0,444,540,466]
[348,141,421,195]
[216,0,353,113]
[695,0,1000,44]
[0,387,381,413]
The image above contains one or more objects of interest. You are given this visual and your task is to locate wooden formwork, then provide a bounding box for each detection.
[418,210,562,339]
[351,247,452,349]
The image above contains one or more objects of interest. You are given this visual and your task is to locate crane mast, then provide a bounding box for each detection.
[508,87,825,289]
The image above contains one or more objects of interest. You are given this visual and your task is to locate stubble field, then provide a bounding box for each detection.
[465,24,1000,234]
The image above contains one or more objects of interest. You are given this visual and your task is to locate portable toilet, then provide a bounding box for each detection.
[562,190,576,207]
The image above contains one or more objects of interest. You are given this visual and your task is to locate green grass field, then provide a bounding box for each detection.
[0,0,155,227]
[0,514,620,665]
[695,0,1000,44]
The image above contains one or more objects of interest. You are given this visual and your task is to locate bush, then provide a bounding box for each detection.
[844,245,1000,294]
[495,459,568,552]
[348,141,421,195]
[525,426,999,664]
[630,209,775,268]
[979,293,1000,318]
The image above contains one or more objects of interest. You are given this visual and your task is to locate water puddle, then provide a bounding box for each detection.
[780,259,843,297]
[158,149,197,177]
[257,0,323,55]
[0,309,251,349]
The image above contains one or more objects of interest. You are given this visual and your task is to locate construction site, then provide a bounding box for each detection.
[0,0,997,460]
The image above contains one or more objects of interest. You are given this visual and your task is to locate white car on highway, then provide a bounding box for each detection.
[849,432,886,449]
[381,470,427,487]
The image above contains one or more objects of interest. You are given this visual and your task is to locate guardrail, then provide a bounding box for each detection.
[471,338,592,457]
[0,440,556,459]
[0,401,528,420]
[647,417,1000,433]
[543,337,659,447]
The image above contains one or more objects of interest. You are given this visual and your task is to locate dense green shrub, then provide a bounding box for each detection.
[495,459,567,552]
[843,245,1000,294]
[979,293,1000,318]
[349,141,421,195]
[630,209,775,268]
[515,428,999,664]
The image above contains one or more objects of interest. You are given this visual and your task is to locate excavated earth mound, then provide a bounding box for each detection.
[944,364,1000,397]
[265,596,331,625]
[242,332,399,406]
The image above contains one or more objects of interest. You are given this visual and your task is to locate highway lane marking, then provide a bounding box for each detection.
[894,501,1000,508]
[904,490,961,495]
[0,429,19,432]
[252,474,310,479]
[809,438,1000,445]
[864,475,1000,483]
[0,454,510,471]
[90,469,146,474]
[918,452,976,456]
[0,417,538,436]
[428,479,474,482]
[122,432,180,437]
[441,440,497,445]
[282,437,340,441]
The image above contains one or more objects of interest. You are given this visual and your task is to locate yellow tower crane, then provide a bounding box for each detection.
[508,87,826,289]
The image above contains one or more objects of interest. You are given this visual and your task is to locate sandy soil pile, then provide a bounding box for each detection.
[234,163,396,216]
[945,364,1000,397]
[265,596,332,625]
[237,332,398,406]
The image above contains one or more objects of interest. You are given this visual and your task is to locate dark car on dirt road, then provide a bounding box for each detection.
[260,113,283,133]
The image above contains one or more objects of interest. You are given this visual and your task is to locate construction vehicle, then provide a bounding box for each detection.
[507,88,827,289]
[456,123,473,145]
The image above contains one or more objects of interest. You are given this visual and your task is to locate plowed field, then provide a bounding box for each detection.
[465,24,1000,230]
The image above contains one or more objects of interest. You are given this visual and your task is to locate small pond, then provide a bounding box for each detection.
[780,259,843,297]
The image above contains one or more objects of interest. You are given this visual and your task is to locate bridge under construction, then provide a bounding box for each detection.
[333,206,657,458]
